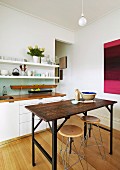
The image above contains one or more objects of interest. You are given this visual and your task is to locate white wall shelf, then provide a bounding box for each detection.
[0,59,60,80]
[0,59,59,68]
[0,75,59,79]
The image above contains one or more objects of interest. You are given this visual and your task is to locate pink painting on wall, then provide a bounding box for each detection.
[104,39,120,94]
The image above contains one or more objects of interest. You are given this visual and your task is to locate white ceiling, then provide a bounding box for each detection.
[1,0,120,31]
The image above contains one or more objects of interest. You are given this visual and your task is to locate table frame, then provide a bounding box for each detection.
[26,99,116,170]
[32,114,70,169]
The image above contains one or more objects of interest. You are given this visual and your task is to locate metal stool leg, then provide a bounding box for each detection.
[81,115,106,161]
[73,142,85,170]
[60,136,87,170]
[98,125,106,159]
[88,123,92,137]
[83,123,106,159]
[91,124,106,159]
[79,136,88,170]
[63,138,69,169]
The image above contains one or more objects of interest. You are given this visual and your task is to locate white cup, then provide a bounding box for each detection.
[45,72,49,77]
[41,73,45,77]
[27,70,32,76]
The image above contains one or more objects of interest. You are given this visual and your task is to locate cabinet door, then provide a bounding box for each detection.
[0,102,19,142]
[19,121,31,136]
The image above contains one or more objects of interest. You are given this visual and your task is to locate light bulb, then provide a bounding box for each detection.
[78,16,87,26]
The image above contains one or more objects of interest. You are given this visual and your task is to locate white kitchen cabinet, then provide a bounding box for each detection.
[0,101,19,142]
[0,96,65,142]
[19,99,47,136]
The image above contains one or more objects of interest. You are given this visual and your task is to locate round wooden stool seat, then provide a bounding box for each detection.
[81,115,100,124]
[59,125,83,138]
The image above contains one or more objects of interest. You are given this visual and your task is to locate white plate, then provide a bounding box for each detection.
[79,100,96,103]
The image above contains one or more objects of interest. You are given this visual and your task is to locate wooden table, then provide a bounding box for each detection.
[25,98,117,170]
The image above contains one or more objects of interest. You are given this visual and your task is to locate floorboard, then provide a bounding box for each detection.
[0,115,120,170]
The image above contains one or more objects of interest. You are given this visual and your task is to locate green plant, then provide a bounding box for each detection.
[27,45,45,57]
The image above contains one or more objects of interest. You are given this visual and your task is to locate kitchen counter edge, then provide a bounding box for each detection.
[0,93,66,103]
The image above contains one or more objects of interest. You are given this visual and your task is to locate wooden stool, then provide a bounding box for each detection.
[59,125,87,170]
[81,115,105,159]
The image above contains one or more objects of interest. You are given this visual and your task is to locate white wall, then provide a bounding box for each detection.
[0,4,74,95]
[0,4,74,61]
[72,9,120,130]
[55,41,74,98]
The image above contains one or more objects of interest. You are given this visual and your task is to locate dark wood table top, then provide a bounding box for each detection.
[25,98,117,122]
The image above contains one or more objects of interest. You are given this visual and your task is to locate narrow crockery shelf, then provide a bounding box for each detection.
[0,75,59,79]
[0,59,59,68]
[10,84,57,89]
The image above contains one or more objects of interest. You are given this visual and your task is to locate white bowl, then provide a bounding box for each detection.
[1,70,9,76]
[71,100,79,104]
[81,92,96,100]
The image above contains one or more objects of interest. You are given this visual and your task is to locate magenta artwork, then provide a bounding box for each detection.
[104,39,120,94]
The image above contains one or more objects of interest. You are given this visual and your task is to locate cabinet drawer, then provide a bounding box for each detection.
[19,100,32,106]
[20,121,31,136]
[19,106,31,114]
[19,99,42,114]
[19,99,41,106]
[20,120,46,136]
[20,113,31,123]
[20,113,40,123]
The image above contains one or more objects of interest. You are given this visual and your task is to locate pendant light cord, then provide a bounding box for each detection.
[81,0,84,16]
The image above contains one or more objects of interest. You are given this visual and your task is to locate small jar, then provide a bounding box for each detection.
[31,70,35,76]
[45,72,49,77]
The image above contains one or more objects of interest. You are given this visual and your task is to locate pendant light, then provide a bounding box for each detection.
[78,0,87,26]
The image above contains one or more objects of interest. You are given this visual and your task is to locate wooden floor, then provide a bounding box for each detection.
[0,115,120,170]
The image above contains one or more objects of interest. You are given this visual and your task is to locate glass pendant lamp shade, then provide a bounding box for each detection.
[78,15,87,26]
[78,0,87,26]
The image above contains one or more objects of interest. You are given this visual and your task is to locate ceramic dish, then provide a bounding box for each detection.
[81,92,96,100]
[1,70,9,76]
[71,100,79,104]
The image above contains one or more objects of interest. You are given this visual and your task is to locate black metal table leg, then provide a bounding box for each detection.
[83,112,87,139]
[52,120,57,170]
[32,113,36,166]
[105,104,114,154]
[110,105,113,155]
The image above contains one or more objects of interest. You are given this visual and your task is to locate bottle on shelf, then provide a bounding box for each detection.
[2,86,7,96]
